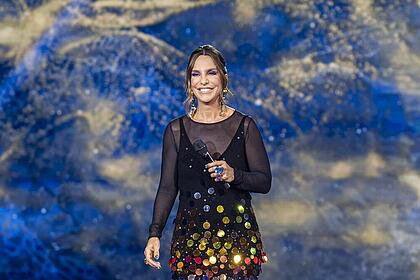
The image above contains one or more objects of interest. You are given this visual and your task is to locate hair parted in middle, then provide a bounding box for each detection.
[183,44,234,118]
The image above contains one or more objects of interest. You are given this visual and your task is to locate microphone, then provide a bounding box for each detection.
[192,139,231,190]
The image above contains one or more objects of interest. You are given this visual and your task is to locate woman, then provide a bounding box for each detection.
[144,45,272,280]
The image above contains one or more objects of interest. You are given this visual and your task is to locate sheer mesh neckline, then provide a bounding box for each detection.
[187,109,237,125]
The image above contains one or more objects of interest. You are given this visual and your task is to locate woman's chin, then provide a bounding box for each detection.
[197,96,219,104]
[195,94,215,102]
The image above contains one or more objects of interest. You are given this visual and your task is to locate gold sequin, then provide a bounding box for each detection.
[203,259,210,266]
[222,216,230,224]
[176,250,181,258]
[220,255,228,263]
[192,233,200,240]
[187,240,194,247]
[177,261,184,268]
[204,231,212,239]
[211,265,219,273]
[216,205,224,213]
[224,242,232,249]
[199,238,208,244]
[217,229,225,237]
[233,255,242,264]
[193,249,200,256]
[237,204,245,213]
[209,255,217,264]
[232,247,239,254]
[203,221,210,229]
[240,237,247,246]
[206,248,214,256]
[220,274,227,280]
[199,243,206,250]
[236,216,242,223]
[245,221,251,229]
[251,236,257,243]
[219,247,227,255]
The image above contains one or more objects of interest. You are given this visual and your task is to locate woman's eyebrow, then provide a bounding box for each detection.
[192,68,218,72]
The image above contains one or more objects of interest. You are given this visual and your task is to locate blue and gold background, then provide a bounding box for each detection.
[0,0,419,279]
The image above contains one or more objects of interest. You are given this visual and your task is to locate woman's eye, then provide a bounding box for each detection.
[191,73,199,77]
[209,71,217,75]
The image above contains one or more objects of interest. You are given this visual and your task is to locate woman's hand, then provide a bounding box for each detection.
[144,237,162,269]
[206,160,235,183]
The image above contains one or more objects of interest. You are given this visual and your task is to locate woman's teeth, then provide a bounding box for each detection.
[199,88,213,93]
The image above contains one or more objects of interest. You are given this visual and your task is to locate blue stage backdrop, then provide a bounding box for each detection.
[0,1,419,279]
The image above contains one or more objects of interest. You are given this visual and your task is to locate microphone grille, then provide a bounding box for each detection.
[192,139,208,156]
[213,152,221,160]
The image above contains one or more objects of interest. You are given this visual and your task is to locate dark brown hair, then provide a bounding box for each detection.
[183,45,234,114]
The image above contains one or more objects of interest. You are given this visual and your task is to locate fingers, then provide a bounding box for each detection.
[205,160,225,169]
[144,245,161,269]
[206,161,227,172]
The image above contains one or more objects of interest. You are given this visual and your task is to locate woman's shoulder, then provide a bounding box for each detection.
[234,109,250,119]
[234,109,254,127]
[234,110,263,137]
[165,114,187,134]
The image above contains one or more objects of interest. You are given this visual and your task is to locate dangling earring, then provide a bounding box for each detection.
[189,93,197,118]
[220,88,228,117]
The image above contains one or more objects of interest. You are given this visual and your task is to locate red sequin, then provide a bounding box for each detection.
[185,255,191,263]
[194,256,202,264]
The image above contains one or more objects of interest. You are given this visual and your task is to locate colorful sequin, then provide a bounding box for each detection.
[170,198,267,279]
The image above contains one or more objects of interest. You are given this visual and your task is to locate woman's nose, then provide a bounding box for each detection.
[200,76,209,84]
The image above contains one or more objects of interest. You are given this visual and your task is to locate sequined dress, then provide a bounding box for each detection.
[148,110,272,280]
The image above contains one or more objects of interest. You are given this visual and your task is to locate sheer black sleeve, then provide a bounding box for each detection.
[231,117,272,194]
[148,121,178,239]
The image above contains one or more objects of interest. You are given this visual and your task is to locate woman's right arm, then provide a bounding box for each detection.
[144,121,178,269]
[148,121,179,239]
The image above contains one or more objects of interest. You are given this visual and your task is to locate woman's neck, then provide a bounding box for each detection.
[192,106,232,122]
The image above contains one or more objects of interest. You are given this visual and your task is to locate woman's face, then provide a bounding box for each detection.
[190,55,223,106]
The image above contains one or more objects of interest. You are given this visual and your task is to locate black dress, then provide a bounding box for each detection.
[148,110,272,280]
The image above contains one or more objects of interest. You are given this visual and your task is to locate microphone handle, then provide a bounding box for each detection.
[205,152,231,190]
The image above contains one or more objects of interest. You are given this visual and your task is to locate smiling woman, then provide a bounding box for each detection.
[190,56,223,107]
[184,45,234,121]
[144,45,272,280]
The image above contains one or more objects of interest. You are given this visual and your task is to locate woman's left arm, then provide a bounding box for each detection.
[231,117,272,194]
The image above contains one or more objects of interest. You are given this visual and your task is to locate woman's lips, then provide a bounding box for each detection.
[198,88,213,93]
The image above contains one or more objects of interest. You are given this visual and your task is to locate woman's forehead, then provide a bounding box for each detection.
[193,55,216,68]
